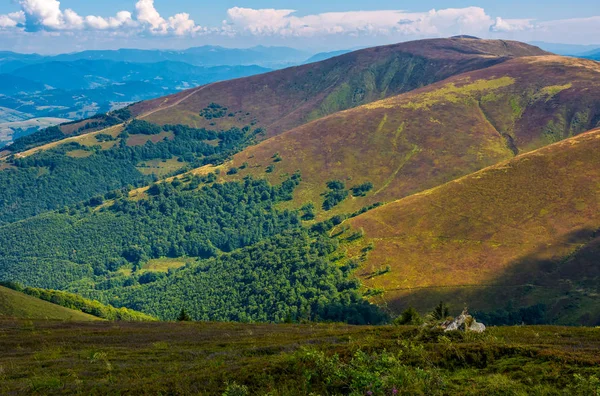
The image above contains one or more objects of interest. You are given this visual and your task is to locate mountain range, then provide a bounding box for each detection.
[0,37,599,327]
[0,46,336,148]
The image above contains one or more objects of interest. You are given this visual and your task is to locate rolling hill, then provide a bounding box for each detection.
[131,38,548,138]
[218,55,600,219]
[0,285,100,321]
[340,128,600,324]
[0,38,598,327]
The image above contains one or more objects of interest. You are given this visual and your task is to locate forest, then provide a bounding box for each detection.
[0,121,259,224]
[0,172,386,324]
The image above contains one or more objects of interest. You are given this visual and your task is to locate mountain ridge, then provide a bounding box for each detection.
[131,38,548,138]
[342,127,600,324]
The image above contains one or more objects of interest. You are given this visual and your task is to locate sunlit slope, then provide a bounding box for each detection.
[344,128,600,323]
[0,286,100,321]
[132,38,547,137]
[220,56,600,218]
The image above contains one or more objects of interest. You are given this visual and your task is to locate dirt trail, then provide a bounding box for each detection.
[139,83,214,120]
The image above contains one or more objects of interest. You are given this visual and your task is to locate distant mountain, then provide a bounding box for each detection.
[0,59,271,146]
[0,73,45,94]
[303,49,353,64]
[530,41,600,56]
[49,46,311,69]
[0,44,310,146]
[8,59,271,91]
[583,49,600,60]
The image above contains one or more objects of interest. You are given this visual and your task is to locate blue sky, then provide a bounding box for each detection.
[0,0,599,53]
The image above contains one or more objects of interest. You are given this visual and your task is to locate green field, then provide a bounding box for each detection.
[142,257,195,273]
[0,320,599,395]
[137,157,187,177]
[0,286,100,321]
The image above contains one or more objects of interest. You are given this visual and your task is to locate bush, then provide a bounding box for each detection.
[125,119,162,135]
[394,307,424,326]
[350,182,374,197]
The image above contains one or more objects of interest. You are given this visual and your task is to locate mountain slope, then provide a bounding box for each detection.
[131,38,547,138]
[341,128,600,324]
[0,285,100,321]
[219,55,600,218]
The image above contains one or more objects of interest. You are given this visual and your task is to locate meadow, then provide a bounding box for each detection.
[1,320,599,395]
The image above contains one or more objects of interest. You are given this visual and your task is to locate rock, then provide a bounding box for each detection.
[469,321,486,333]
[441,309,485,333]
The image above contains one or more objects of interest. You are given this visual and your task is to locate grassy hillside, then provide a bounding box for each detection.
[217,56,600,219]
[0,286,99,321]
[340,128,600,324]
[1,320,599,395]
[131,38,547,137]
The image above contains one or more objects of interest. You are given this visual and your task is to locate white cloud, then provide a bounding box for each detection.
[0,1,599,46]
[135,0,203,35]
[0,0,202,36]
[135,0,167,33]
[0,11,24,28]
[490,17,534,32]
[225,7,494,38]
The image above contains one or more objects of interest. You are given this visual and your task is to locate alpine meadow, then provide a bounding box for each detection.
[0,1,599,393]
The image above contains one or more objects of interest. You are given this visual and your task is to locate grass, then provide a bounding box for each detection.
[15,124,123,158]
[142,257,194,273]
[137,158,187,177]
[65,149,93,158]
[126,131,174,147]
[213,56,600,221]
[0,286,100,321]
[340,129,600,321]
[0,320,599,395]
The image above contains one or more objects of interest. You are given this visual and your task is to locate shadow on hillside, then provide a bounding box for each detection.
[384,227,600,326]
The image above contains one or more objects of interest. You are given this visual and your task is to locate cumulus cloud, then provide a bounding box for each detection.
[0,0,203,36]
[490,17,534,32]
[13,0,134,32]
[225,7,494,38]
[0,11,24,28]
[0,1,599,46]
[136,0,204,35]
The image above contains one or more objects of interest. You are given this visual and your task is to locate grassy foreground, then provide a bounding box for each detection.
[1,320,599,395]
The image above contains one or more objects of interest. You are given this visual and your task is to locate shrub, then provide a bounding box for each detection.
[394,307,424,326]
[350,182,374,197]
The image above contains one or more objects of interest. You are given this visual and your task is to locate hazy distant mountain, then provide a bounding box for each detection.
[529,41,600,56]
[582,49,600,60]
[45,46,311,69]
[303,50,353,64]
[0,53,273,145]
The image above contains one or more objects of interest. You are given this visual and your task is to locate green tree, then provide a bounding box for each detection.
[394,307,423,325]
[177,308,191,321]
[431,301,450,321]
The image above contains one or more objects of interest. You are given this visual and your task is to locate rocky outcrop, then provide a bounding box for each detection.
[441,309,486,333]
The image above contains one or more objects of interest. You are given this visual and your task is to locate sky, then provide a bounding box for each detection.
[0,0,599,54]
